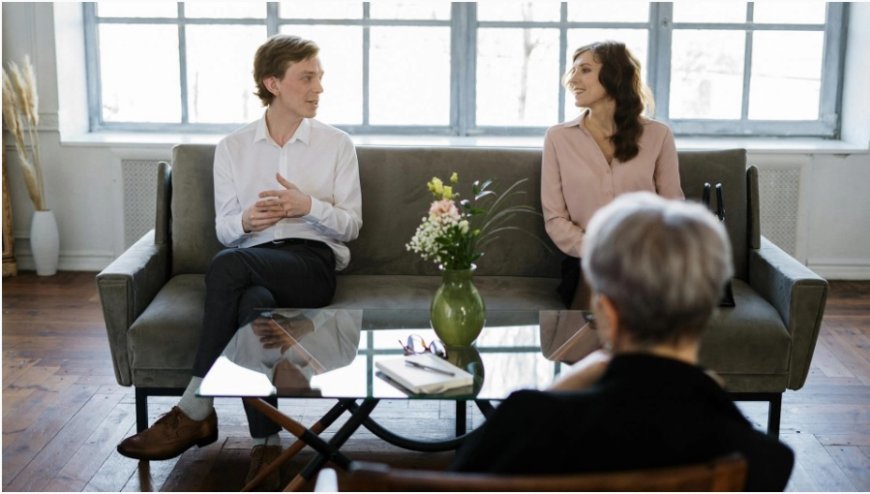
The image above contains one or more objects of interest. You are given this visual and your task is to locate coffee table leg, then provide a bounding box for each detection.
[240,399,348,492]
[284,399,380,491]
[456,400,466,436]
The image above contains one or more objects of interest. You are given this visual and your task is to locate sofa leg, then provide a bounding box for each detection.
[136,387,149,433]
[728,392,782,438]
[134,387,186,433]
[767,393,782,438]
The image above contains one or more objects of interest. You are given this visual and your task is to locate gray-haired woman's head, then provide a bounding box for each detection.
[581,192,733,346]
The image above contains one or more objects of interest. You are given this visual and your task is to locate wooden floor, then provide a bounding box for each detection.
[2,272,869,491]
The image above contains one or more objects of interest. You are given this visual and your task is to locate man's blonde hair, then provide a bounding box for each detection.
[253,34,319,106]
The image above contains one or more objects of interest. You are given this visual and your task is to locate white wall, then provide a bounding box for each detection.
[3,3,870,279]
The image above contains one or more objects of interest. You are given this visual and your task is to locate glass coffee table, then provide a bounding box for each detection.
[199,308,598,491]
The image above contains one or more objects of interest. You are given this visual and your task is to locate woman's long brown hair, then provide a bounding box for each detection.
[571,41,650,162]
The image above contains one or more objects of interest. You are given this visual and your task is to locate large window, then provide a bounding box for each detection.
[84,2,847,137]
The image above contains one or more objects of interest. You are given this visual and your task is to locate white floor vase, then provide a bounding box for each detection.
[30,209,59,276]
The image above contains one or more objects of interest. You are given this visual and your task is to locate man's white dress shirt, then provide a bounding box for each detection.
[213,114,362,270]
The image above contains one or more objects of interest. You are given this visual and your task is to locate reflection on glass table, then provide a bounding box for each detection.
[198,308,598,491]
[200,308,600,402]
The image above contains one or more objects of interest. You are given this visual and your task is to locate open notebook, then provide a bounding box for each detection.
[376,353,474,394]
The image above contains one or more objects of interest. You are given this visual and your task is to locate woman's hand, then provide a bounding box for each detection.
[547,349,612,391]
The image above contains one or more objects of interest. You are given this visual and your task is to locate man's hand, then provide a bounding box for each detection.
[251,313,315,353]
[251,316,296,353]
[241,173,312,233]
[261,173,312,218]
[242,197,284,233]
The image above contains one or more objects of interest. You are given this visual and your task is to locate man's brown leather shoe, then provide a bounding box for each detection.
[245,444,282,491]
[117,406,218,461]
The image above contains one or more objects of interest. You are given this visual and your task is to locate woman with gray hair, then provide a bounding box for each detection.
[451,192,794,491]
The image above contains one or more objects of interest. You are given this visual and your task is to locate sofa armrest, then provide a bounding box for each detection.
[749,236,828,390]
[96,230,169,386]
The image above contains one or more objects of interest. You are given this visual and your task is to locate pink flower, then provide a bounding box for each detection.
[429,199,460,221]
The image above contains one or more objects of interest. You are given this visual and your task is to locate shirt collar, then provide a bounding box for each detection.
[562,108,590,129]
[293,118,312,145]
[253,112,312,146]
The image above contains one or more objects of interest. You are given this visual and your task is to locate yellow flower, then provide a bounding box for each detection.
[450,172,459,184]
[428,177,444,196]
[442,186,454,200]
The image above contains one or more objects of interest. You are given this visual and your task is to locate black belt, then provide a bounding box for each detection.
[256,238,329,249]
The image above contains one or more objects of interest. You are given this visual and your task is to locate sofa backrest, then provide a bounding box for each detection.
[678,149,754,280]
[166,144,754,280]
[166,144,559,277]
[170,144,222,275]
[347,146,558,277]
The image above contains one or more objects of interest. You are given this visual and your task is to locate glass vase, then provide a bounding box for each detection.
[430,265,486,347]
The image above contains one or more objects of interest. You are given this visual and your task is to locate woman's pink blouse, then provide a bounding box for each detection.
[541,114,684,258]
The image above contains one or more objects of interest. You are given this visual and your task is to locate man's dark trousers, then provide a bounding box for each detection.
[192,239,336,438]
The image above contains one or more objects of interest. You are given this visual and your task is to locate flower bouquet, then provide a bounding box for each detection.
[406,172,539,270]
[406,172,540,347]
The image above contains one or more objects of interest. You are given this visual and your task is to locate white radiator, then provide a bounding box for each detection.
[756,166,802,257]
[122,159,160,248]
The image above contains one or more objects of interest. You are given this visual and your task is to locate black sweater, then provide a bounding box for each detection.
[451,354,794,491]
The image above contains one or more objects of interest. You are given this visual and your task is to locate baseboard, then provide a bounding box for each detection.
[807,258,870,280]
[13,250,115,273]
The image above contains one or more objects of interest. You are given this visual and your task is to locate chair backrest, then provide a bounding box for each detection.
[340,454,747,492]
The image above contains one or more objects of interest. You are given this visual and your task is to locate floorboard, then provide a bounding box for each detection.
[2,272,869,491]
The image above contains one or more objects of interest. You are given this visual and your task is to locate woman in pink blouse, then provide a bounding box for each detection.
[542,41,684,309]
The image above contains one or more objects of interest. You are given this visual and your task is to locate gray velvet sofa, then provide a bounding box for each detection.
[97,145,827,436]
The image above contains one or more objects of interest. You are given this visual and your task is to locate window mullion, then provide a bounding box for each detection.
[177,3,189,125]
[266,2,278,36]
[362,3,370,126]
[558,2,567,124]
[460,2,477,136]
[741,3,754,121]
[83,4,102,131]
[649,2,672,121]
[450,3,464,135]
[820,2,847,135]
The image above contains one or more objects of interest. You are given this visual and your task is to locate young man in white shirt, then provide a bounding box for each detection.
[117,35,362,489]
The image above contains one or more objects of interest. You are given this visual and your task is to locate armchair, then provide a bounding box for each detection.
[314,454,747,492]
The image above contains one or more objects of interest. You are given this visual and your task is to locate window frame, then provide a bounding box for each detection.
[83,2,848,138]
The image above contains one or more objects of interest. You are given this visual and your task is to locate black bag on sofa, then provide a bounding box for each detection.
[703,182,736,308]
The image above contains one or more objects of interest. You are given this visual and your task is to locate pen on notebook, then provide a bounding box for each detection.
[405,360,455,376]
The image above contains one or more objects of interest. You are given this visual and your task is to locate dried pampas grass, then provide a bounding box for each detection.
[2,55,46,211]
